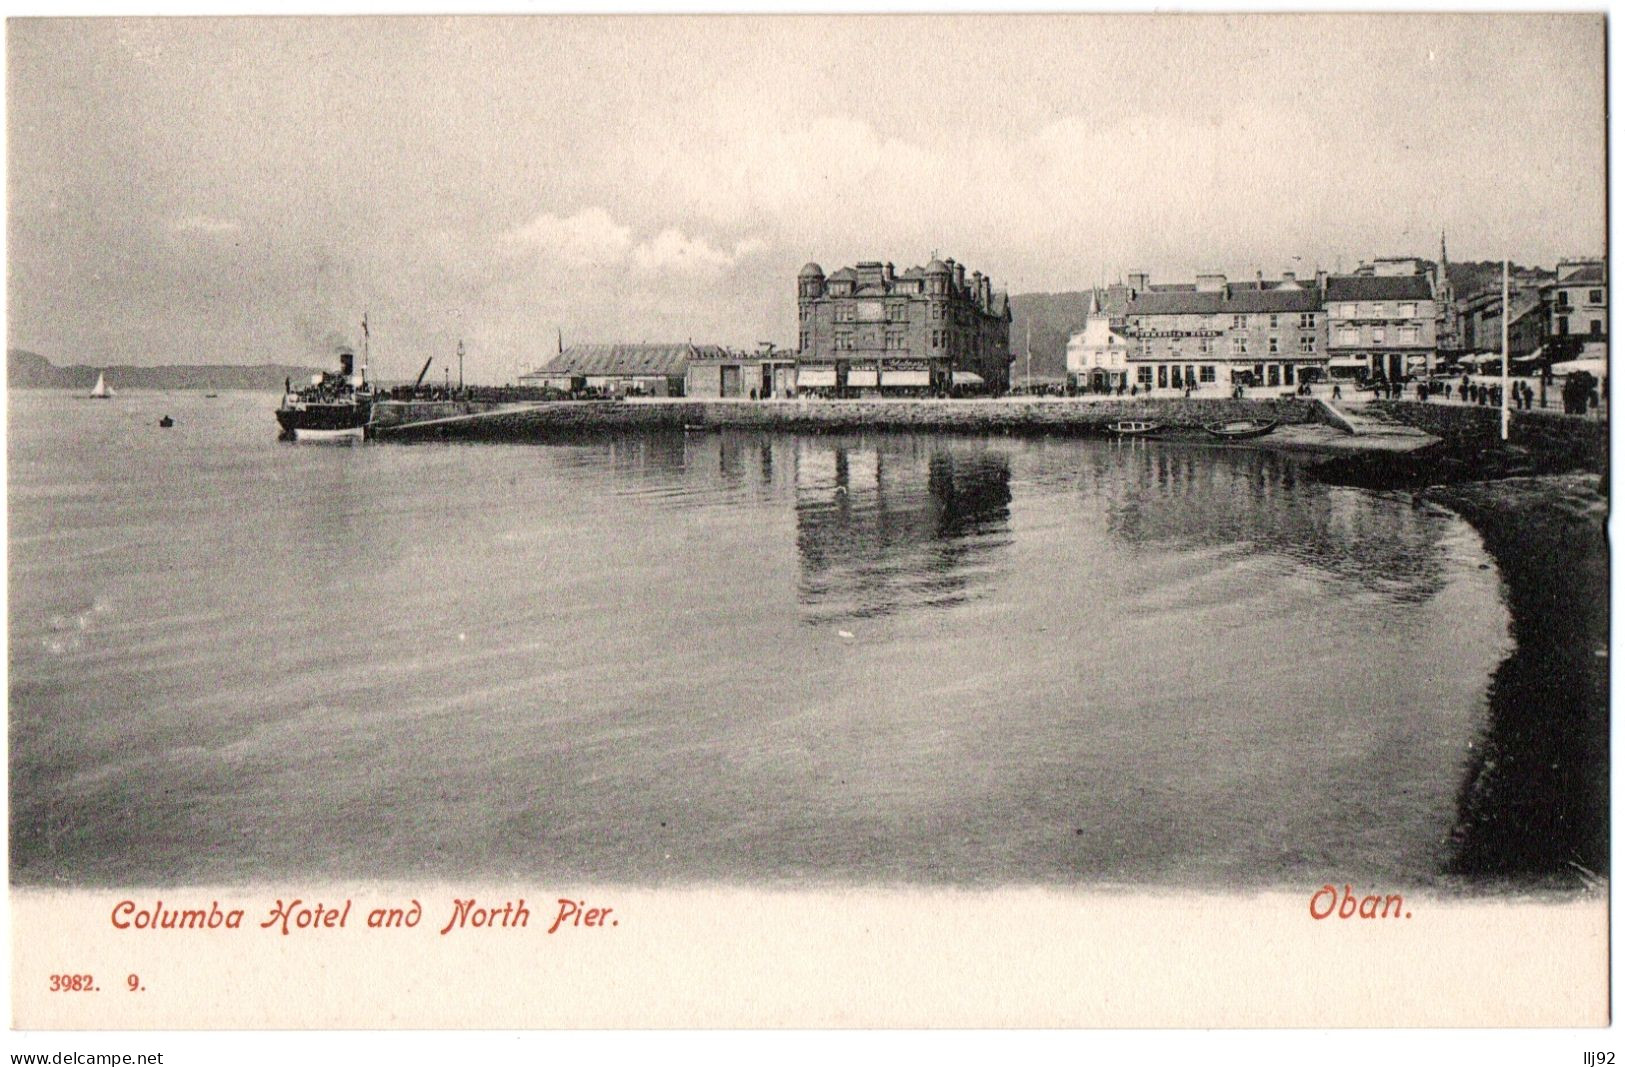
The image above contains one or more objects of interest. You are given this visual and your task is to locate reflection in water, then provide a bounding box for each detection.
[548,430,691,480]
[794,439,1012,622]
[1093,442,1448,603]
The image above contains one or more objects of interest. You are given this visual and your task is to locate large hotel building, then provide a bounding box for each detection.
[795,257,1013,396]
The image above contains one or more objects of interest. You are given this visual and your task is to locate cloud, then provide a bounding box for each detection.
[501,206,762,278]
[630,229,764,275]
[619,115,938,237]
[171,214,242,235]
[501,207,632,267]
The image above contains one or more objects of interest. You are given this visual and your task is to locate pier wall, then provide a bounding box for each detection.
[371,399,509,427]
[374,396,1323,441]
[1366,401,1607,471]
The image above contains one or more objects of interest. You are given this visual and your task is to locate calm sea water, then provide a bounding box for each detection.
[9,390,1510,888]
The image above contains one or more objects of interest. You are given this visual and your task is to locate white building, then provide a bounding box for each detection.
[1065,292,1133,391]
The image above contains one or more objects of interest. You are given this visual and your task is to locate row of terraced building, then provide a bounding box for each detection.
[1067,256,1449,394]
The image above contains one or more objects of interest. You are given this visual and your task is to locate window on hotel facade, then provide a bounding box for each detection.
[1398,325,1419,344]
[1590,289,1604,303]
[886,304,906,322]
[1138,366,1153,386]
[1232,315,1248,329]
[1200,365,1216,383]
[1157,365,1168,388]
[1338,326,1359,345]
[1199,338,1210,354]
[836,305,854,322]
[800,331,809,349]
[1298,313,1315,329]
[1591,320,1603,336]
[1234,337,1248,354]
[1399,303,1416,319]
[1269,314,1279,328]
[1268,336,1279,354]
[1299,335,1315,353]
[1371,326,1386,345]
[1339,304,1355,318]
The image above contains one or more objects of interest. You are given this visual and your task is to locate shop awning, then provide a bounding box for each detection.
[951,370,985,386]
[1551,358,1607,377]
[846,369,879,387]
[797,367,837,388]
[1328,357,1368,368]
[881,370,931,387]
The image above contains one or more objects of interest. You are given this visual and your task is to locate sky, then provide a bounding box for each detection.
[6,14,1607,382]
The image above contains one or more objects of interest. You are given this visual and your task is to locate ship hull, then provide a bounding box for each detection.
[288,424,366,442]
[276,403,371,441]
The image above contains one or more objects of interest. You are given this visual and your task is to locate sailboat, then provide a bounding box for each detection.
[89,372,114,399]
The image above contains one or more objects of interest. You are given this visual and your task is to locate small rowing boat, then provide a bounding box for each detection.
[1107,419,1162,437]
[1204,418,1278,439]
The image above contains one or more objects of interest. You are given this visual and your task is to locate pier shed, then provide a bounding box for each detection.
[686,344,798,399]
[519,343,723,397]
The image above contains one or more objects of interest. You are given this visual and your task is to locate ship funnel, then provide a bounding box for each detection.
[338,348,355,378]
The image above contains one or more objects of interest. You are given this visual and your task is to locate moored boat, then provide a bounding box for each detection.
[1107,419,1162,437]
[1203,418,1278,440]
[276,323,374,441]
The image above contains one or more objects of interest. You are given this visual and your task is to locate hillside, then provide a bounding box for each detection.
[1007,292,1095,382]
[8,349,324,391]
[1442,260,1557,299]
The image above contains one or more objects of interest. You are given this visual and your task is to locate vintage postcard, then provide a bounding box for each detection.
[6,11,1610,1049]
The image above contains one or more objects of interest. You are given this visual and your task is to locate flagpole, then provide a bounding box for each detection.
[1501,259,1509,441]
[361,311,369,388]
[1025,320,1032,393]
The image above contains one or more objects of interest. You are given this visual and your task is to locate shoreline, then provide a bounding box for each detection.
[1423,475,1610,889]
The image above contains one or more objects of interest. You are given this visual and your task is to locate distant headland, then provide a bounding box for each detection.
[7,349,323,392]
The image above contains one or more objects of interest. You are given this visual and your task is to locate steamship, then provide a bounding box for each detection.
[276,344,374,441]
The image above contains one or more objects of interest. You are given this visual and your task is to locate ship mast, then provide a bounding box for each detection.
[361,311,370,389]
